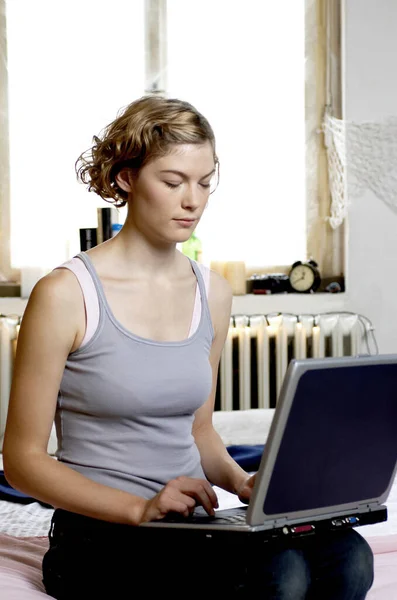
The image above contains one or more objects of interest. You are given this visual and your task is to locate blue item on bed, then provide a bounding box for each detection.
[0,470,52,508]
[226,445,265,471]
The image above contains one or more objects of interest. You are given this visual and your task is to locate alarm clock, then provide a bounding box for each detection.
[288,260,321,293]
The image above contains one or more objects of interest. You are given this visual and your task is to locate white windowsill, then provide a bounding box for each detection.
[232,292,347,316]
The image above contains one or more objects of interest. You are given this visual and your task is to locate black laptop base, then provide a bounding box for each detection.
[141,506,387,544]
[272,506,387,541]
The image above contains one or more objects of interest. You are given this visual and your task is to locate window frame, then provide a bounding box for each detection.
[0,0,343,287]
[306,0,344,280]
[0,0,18,283]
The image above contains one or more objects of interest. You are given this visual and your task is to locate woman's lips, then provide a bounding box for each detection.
[174,219,196,227]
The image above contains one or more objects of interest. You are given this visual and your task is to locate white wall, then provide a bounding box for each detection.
[1,0,396,353]
[343,0,397,353]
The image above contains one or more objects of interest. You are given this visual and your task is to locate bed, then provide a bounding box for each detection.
[0,408,396,598]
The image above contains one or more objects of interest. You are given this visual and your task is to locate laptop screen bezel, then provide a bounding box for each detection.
[246,354,397,528]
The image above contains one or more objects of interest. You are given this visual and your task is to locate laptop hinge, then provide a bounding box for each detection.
[358,501,380,512]
[271,518,289,528]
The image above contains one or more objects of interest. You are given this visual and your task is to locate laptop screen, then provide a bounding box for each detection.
[263,362,397,515]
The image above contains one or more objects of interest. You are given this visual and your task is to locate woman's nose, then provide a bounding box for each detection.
[181,184,201,209]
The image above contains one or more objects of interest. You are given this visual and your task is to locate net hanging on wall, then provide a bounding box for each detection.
[322,111,397,229]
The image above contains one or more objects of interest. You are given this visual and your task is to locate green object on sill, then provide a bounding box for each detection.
[181,231,203,262]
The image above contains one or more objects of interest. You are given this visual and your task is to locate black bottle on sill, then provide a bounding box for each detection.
[79,228,98,251]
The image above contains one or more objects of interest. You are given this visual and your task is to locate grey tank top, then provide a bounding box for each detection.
[55,252,214,499]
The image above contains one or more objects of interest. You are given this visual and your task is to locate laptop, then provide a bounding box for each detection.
[140,353,397,542]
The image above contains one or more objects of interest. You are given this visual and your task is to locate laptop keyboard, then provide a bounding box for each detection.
[162,506,248,525]
[213,511,248,525]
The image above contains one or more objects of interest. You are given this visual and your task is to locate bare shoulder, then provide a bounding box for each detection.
[209,269,233,304]
[28,267,83,314]
[20,268,85,351]
[208,269,233,338]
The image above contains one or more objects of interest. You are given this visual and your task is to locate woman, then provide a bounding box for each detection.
[3,95,374,598]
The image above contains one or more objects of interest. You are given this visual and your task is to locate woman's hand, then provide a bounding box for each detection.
[138,476,219,523]
[236,474,256,504]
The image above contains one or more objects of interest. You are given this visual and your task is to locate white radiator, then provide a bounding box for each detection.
[218,312,378,412]
[0,314,19,448]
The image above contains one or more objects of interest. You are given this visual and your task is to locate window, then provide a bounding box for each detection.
[5,0,143,270]
[166,0,305,266]
[1,0,339,280]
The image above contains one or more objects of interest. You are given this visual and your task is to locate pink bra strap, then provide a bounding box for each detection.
[56,257,99,348]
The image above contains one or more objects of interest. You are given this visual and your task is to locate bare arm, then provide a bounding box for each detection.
[192,272,252,499]
[3,271,150,524]
[3,269,218,523]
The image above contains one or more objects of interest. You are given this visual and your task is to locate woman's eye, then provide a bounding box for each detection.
[164,180,211,189]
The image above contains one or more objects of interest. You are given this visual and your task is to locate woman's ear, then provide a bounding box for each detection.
[115,169,133,194]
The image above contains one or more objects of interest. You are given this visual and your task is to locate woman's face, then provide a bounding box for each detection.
[123,142,216,244]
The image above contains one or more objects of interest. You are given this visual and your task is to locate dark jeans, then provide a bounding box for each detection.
[42,509,374,599]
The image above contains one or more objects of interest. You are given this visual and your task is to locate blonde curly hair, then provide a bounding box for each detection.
[75,95,219,207]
